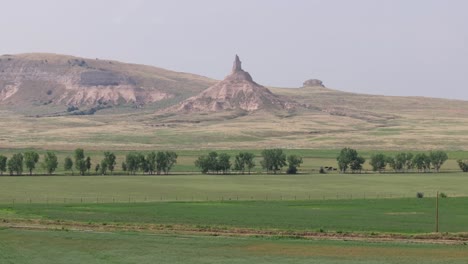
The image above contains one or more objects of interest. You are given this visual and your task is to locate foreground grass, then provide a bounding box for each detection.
[2,198,468,234]
[1,229,468,264]
[1,173,468,203]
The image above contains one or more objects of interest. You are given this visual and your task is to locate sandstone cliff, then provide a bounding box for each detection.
[0,53,214,111]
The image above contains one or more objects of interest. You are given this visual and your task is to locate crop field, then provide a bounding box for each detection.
[1,173,468,203]
[2,198,468,234]
[2,229,468,264]
[1,197,468,263]
[2,151,468,263]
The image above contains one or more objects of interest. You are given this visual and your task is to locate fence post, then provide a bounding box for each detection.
[436,191,439,233]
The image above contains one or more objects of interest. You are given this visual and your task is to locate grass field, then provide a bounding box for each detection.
[1,173,468,203]
[3,84,468,151]
[2,198,468,234]
[2,229,468,264]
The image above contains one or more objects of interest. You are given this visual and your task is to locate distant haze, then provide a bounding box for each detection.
[1,0,467,100]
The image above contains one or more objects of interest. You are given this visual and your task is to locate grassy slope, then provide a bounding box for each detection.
[2,229,468,264]
[3,198,468,233]
[2,54,468,150]
[2,87,468,151]
[1,173,468,203]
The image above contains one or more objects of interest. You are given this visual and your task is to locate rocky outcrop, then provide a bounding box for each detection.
[170,55,296,113]
[303,79,324,87]
[0,53,214,109]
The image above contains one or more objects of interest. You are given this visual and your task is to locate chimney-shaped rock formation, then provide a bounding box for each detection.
[232,54,242,72]
[167,55,297,113]
[227,55,254,83]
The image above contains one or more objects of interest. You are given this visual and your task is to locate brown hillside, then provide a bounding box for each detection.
[0,53,215,114]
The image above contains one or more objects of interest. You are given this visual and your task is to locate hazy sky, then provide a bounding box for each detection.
[1,0,467,99]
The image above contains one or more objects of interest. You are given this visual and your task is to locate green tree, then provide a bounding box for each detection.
[350,156,365,173]
[74,148,87,175]
[234,152,255,174]
[195,154,211,174]
[155,151,178,175]
[24,151,39,176]
[85,156,92,174]
[429,150,448,173]
[137,153,147,173]
[146,152,157,175]
[7,153,23,175]
[404,153,414,172]
[164,151,178,174]
[217,153,231,174]
[388,153,414,173]
[413,153,431,173]
[457,160,468,172]
[369,153,387,172]
[125,153,140,175]
[337,148,364,173]
[286,155,303,174]
[95,164,100,175]
[195,152,221,174]
[64,157,73,175]
[121,162,127,174]
[43,152,58,175]
[103,152,116,175]
[261,149,286,174]
[99,159,108,175]
[0,155,7,175]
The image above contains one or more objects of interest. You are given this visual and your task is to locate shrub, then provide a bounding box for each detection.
[416,192,424,198]
[439,192,448,198]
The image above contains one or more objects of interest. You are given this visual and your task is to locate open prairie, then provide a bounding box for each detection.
[2,84,468,151]
[3,54,468,263]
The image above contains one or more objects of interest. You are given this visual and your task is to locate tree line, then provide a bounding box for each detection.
[336,147,452,173]
[195,149,303,174]
[1,147,466,176]
[0,149,177,176]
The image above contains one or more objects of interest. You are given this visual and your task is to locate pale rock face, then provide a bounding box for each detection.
[0,54,195,107]
[174,55,296,113]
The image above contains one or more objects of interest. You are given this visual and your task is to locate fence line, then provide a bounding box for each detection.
[0,191,457,205]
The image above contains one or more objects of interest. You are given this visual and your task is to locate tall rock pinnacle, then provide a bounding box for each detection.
[232,54,242,73]
[169,55,297,113]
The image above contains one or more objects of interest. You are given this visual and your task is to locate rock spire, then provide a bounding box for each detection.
[232,54,242,73]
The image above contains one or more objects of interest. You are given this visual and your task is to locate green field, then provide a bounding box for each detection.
[2,165,468,263]
[0,173,467,204]
[2,229,468,264]
[2,198,468,234]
